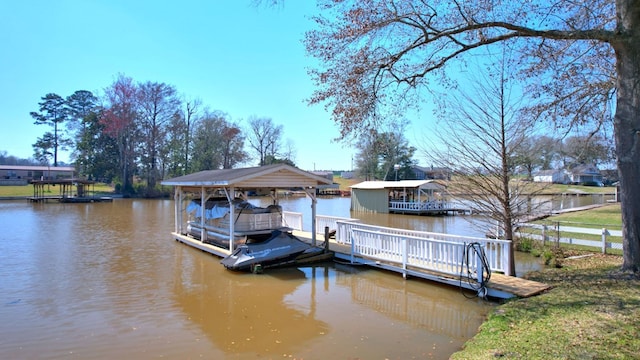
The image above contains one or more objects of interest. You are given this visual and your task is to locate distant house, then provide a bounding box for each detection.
[0,165,76,185]
[533,169,568,184]
[567,164,603,185]
[340,171,354,179]
[413,165,451,181]
[310,171,334,183]
[311,171,339,193]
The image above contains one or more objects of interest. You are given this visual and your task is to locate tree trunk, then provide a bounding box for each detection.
[613,0,640,272]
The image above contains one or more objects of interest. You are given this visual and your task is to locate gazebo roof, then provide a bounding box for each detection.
[350,180,444,190]
[161,164,333,190]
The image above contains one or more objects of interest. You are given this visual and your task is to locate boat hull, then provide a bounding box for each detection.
[220,230,327,271]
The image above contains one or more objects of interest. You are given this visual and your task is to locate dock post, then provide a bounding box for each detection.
[324,226,330,251]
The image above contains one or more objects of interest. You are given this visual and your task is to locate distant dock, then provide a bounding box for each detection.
[29,179,113,203]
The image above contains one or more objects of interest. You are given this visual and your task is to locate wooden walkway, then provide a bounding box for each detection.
[293,230,550,299]
[488,273,551,298]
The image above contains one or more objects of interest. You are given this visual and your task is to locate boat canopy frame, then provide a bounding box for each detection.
[161,164,333,252]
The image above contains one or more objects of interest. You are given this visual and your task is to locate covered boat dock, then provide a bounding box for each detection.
[350,180,467,215]
[29,179,113,203]
[161,164,333,257]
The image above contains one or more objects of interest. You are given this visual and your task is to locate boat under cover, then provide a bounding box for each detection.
[220,230,329,271]
[186,198,285,247]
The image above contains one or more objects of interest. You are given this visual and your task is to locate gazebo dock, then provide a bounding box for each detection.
[161,164,334,256]
[29,179,113,203]
[350,180,469,215]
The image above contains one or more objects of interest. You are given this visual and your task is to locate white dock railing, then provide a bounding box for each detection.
[281,213,512,276]
[351,228,476,277]
[315,215,361,234]
[282,212,361,233]
[337,221,512,275]
[389,200,449,212]
[282,211,303,231]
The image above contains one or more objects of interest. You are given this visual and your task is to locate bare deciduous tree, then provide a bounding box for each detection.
[101,74,139,194]
[246,116,283,166]
[425,56,548,276]
[138,81,181,190]
[305,0,640,272]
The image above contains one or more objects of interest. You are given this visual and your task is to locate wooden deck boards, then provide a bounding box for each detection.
[487,273,552,298]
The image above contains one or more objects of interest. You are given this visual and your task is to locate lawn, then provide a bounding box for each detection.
[452,204,638,360]
[541,183,617,195]
[333,175,361,190]
[516,204,624,253]
[451,254,640,359]
[542,203,622,227]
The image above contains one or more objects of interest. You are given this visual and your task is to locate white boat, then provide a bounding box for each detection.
[185,198,289,247]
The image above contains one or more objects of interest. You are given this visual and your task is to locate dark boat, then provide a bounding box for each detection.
[220,230,331,272]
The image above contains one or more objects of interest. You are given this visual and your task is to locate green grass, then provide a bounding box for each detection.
[333,176,361,190]
[542,203,622,227]
[541,184,617,195]
[453,204,638,359]
[451,254,640,359]
[0,184,115,197]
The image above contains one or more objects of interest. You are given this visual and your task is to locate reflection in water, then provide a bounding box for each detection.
[0,199,503,358]
[173,249,330,357]
[326,263,484,341]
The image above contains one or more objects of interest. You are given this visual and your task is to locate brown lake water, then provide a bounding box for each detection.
[0,195,600,359]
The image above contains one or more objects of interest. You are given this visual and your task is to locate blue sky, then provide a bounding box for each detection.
[0,0,362,171]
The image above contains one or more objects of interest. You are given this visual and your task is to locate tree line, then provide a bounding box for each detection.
[27,74,293,196]
[351,119,613,183]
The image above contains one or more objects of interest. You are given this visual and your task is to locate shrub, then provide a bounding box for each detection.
[516,237,534,253]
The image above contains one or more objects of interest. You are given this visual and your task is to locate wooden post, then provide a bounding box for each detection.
[601,228,609,254]
[324,226,330,251]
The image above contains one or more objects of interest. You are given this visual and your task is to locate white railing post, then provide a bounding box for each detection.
[402,236,407,278]
[602,228,608,254]
[350,229,356,264]
[475,243,484,285]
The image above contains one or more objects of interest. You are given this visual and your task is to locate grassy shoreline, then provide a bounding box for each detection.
[451,204,638,360]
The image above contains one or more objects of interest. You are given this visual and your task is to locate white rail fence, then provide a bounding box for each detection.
[517,223,623,254]
[337,221,512,276]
